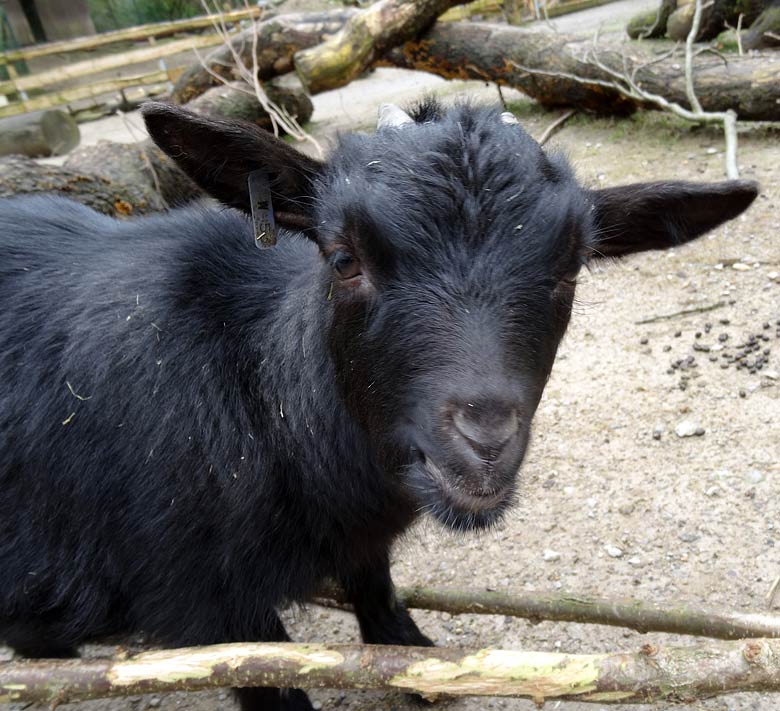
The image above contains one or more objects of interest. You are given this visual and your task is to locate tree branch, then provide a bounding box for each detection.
[316,585,780,640]
[4,639,780,705]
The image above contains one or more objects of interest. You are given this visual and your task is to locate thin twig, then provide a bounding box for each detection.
[736,13,744,55]
[197,0,322,156]
[538,108,576,146]
[115,109,167,208]
[634,301,726,324]
[685,0,704,114]
[496,83,507,110]
[510,4,742,180]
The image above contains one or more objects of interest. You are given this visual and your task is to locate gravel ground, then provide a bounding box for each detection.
[6,42,780,711]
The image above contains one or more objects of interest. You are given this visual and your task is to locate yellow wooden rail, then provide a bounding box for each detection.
[0,8,260,64]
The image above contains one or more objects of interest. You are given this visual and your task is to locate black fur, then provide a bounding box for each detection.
[0,99,758,710]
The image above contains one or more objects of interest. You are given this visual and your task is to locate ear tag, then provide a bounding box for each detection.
[248,169,277,248]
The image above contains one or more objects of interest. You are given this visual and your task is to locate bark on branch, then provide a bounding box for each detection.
[318,586,780,640]
[3,639,780,705]
[170,10,356,104]
[382,21,780,121]
[292,0,468,94]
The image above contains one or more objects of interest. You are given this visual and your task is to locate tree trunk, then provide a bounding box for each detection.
[292,0,468,94]
[744,1,780,48]
[0,156,163,216]
[62,140,200,209]
[626,0,676,38]
[382,21,780,120]
[4,639,780,705]
[646,0,769,40]
[170,10,357,105]
[0,110,79,158]
[185,75,314,130]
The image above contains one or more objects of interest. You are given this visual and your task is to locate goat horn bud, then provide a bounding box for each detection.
[501,111,520,126]
[377,103,414,129]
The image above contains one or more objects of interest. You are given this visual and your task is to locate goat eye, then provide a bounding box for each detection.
[333,253,362,281]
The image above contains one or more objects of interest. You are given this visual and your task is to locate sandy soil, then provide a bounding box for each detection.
[6,9,780,711]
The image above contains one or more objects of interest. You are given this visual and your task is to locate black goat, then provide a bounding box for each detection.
[0,99,758,710]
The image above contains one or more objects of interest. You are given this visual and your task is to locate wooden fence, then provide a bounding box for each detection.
[0,8,260,119]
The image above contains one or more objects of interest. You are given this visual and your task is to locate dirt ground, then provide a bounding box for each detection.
[7,7,780,711]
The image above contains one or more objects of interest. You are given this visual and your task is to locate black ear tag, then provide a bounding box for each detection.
[248,169,277,248]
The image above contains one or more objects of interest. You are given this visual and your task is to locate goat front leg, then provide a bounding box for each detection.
[234,611,314,711]
[340,550,433,648]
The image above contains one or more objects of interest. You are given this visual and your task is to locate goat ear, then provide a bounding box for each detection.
[587,179,759,259]
[142,102,322,221]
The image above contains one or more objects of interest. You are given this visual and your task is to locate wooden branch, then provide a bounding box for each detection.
[382,21,780,121]
[170,10,356,104]
[293,0,468,94]
[316,585,780,640]
[4,639,780,704]
[0,8,261,64]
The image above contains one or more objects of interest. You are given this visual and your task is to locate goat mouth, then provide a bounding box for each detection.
[406,451,515,531]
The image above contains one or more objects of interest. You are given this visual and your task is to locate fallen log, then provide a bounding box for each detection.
[4,639,780,704]
[62,140,199,209]
[383,21,780,120]
[0,110,79,158]
[170,10,356,104]
[292,0,468,94]
[744,1,780,48]
[61,74,312,208]
[317,585,780,640]
[0,156,163,216]
[186,74,313,129]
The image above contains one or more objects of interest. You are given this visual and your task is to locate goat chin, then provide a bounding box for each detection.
[404,456,516,532]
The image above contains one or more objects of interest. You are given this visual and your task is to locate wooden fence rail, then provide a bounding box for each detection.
[0,10,257,119]
[0,8,260,64]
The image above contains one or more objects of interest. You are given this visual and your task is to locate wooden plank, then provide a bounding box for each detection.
[0,33,225,96]
[0,8,260,64]
[0,70,169,118]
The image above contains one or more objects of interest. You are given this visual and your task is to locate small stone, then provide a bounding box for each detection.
[746,469,765,484]
[618,503,635,515]
[640,337,648,345]
[679,531,699,543]
[148,699,161,709]
[739,389,747,398]
[628,556,642,567]
[705,146,718,154]
[663,345,672,352]
[763,370,778,380]
[674,330,682,337]
[605,544,624,558]
[732,262,751,271]
[675,420,705,438]
[705,485,721,497]
[543,549,561,562]
[768,271,779,281]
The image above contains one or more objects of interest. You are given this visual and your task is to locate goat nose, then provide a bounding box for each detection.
[451,403,519,459]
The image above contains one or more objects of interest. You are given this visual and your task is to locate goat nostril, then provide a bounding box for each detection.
[452,406,519,454]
